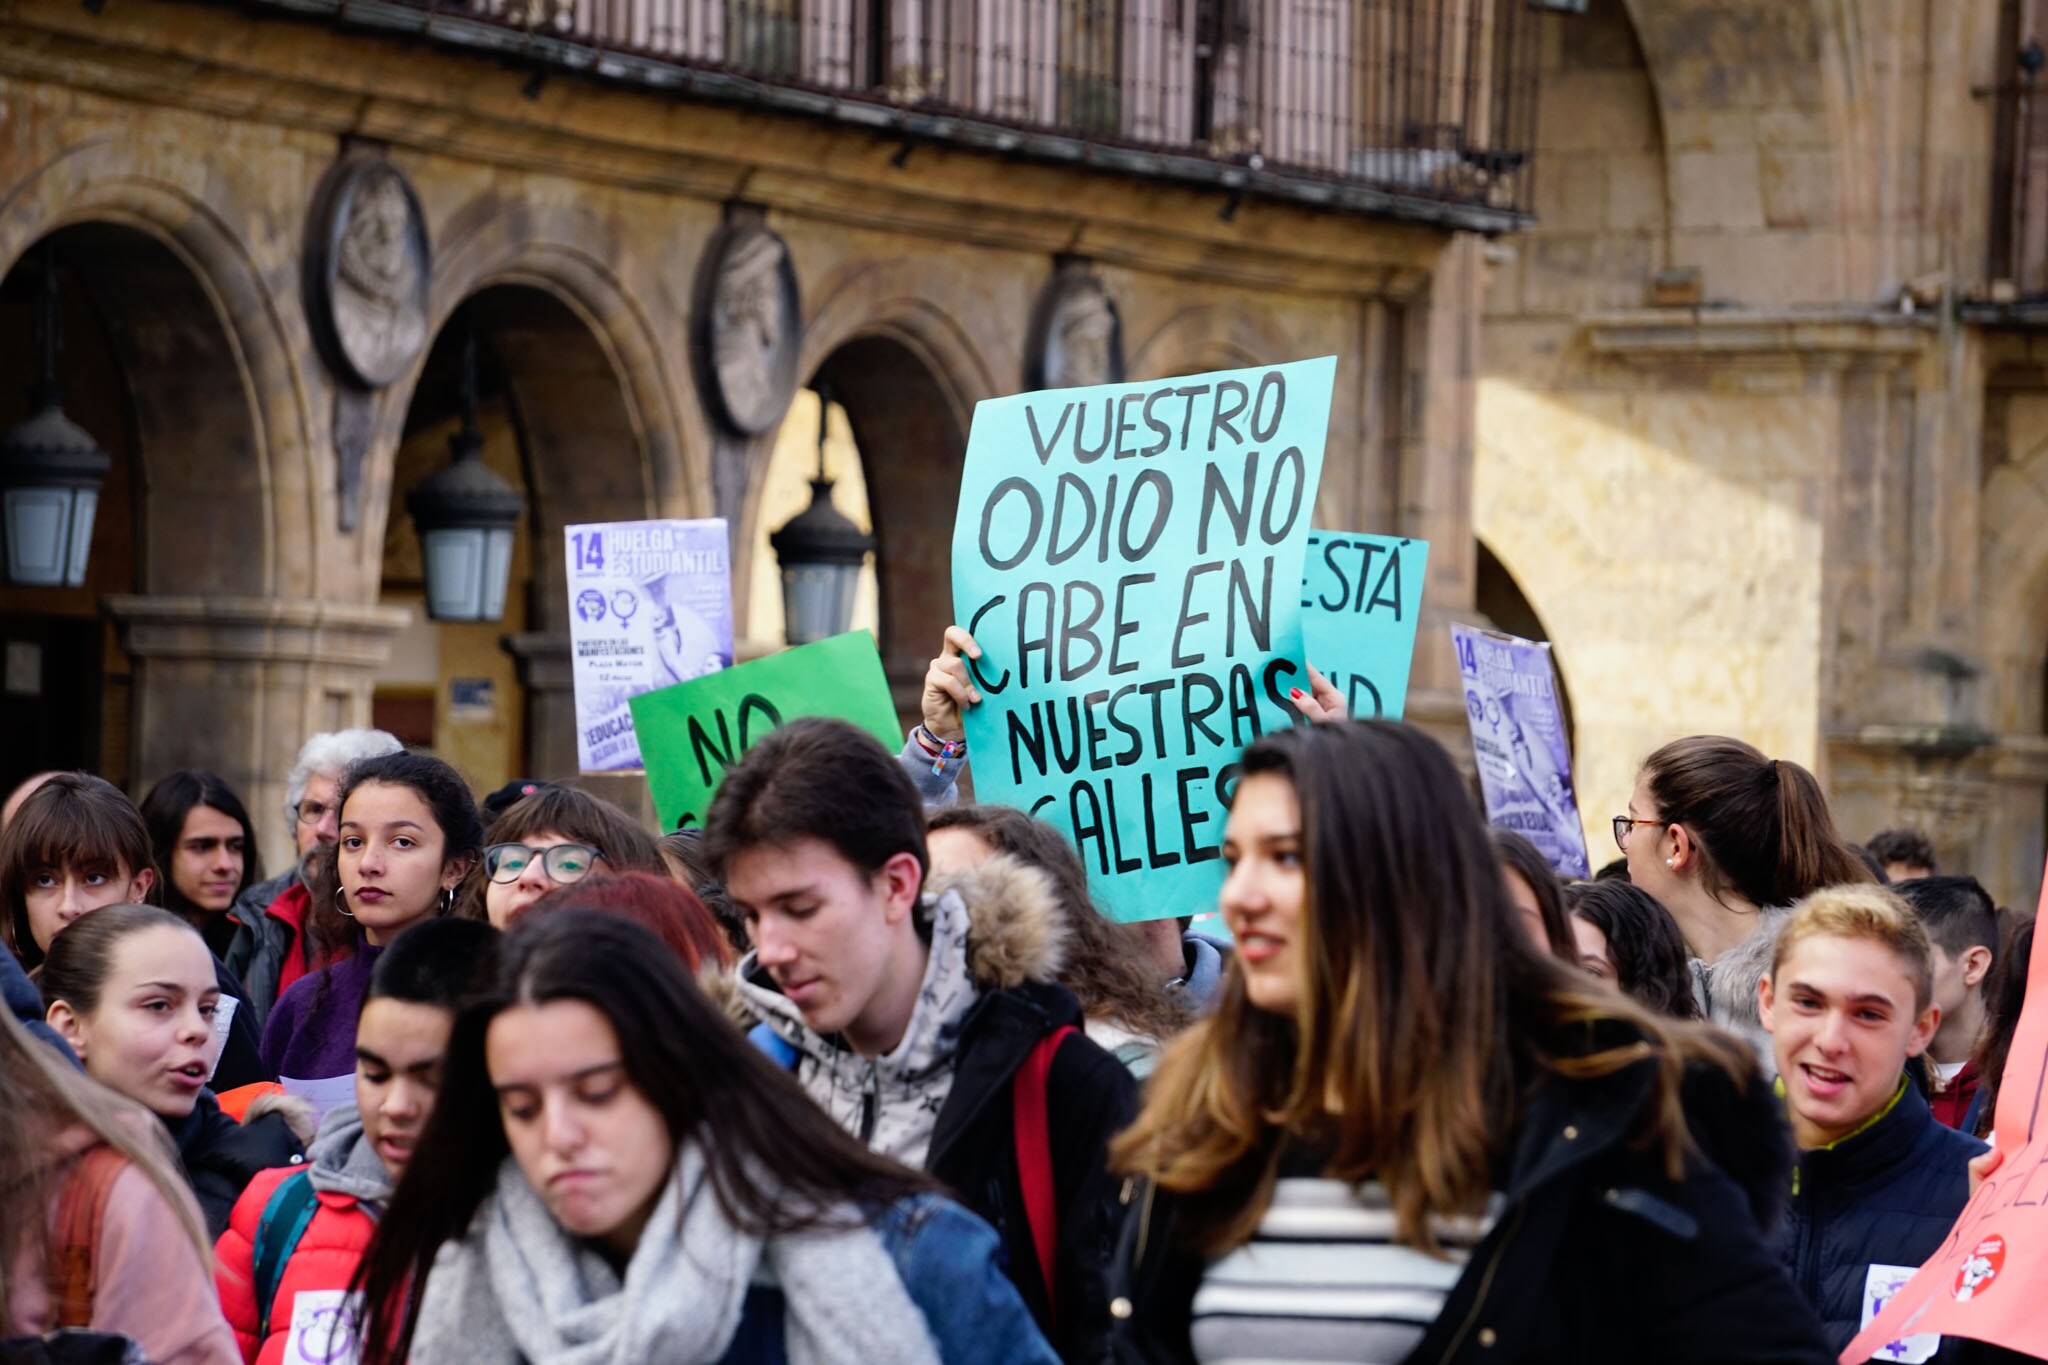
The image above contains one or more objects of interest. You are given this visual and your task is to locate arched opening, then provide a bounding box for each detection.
[0,222,266,791]
[751,336,967,713]
[1475,538,1575,757]
[373,283,652,797]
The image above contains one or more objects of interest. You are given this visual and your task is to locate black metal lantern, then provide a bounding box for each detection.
[0,248,110,588]
[769,386,873,645]
[406,320,523,622]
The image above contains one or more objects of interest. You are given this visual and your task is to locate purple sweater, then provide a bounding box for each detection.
[258,943,383,1081]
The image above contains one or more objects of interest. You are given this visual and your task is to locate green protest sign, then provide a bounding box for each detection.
[1301,531,1429,721]
[630,630,901,831]
[952,357,1335,923]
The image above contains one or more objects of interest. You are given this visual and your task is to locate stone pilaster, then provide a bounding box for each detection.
[501,631,654,825]
[102,595,410,873]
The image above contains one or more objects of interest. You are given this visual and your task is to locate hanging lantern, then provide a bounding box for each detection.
[770,385,873,645]
[406,318,523,622]
[0,247,110,588]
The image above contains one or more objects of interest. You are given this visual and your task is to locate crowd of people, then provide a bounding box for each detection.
[0,624,2041,1365]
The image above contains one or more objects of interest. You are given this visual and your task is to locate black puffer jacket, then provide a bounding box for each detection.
[1784,1076,1985,1361]
[1108,1022,1834,1365]
[164,1087,305,1237]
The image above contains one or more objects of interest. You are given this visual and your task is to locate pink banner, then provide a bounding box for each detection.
[1841,866,2048,1361]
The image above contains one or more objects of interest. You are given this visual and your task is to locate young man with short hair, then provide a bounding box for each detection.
[708,718,1136,1365]
[1894,875,1999,1129]
[1760,885,1985,1362]
[1868,827,1938,883]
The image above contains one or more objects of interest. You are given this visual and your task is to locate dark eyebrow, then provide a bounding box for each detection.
[357,1046,441,1074]
[1786,979,1899,1010]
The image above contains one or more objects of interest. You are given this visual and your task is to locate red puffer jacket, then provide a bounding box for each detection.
[214,1165,377,1365]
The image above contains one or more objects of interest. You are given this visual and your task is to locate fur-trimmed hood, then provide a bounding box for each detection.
[725,852,1067,1167]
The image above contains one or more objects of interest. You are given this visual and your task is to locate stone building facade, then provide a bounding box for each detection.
[1476,0,2048,907]
[0,0,1533,871]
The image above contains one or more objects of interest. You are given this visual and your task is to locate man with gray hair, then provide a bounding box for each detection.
[226,727,401,1026]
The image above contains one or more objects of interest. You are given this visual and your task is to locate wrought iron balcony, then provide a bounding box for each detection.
[269,0,1545,231]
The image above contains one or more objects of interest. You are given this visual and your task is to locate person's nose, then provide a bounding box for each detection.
[315,807,340,847]
[178,1004,211,1047]
[1814,1009,1850,1056]
[382,1076,424,1123]
[540,1093,585,1155]
[518,855,554,892]
[356,841,386,877]
[57,875,85,916]
[1220,860,1266,920]
[753,918,798,969]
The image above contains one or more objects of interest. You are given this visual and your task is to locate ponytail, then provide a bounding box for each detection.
[1642,736,1872,911]
[1771,758,1871,904]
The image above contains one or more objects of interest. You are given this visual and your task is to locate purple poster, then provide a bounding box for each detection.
[566,518,734,772]
[1450,623,1590,878]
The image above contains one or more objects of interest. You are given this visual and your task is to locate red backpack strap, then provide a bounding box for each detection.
[49,1145,131,1329]
[1013,1023,1077,1330]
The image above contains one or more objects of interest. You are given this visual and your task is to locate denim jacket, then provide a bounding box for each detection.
[719,1192,1059,1365]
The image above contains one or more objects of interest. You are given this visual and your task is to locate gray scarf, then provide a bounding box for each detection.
[735,890,980,1168]
[306,1102,393,1203]
[412,1144,941,1365]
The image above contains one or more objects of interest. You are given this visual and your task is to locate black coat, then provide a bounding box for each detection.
[927,977,1137,1365]
[1784,1077,1985,1361]
[164,1088,304,1237]
[1107,1030,1834,1365]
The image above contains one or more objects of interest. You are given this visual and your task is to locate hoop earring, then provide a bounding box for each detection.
[439,886,455,916]
[335,889,355,920]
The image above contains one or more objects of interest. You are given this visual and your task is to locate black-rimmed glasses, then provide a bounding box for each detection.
[1611,815,1670,850]
[484,842,604,885]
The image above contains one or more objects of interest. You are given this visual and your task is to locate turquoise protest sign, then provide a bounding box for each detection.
[630,631,901,831]
[952,357,1335,922]
[1301,531,1429,721]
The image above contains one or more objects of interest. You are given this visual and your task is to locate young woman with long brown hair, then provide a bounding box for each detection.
[351,911,1056,1365]
[1106,721,1830,1365]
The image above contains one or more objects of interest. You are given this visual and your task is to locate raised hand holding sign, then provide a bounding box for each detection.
[951,357,1335,922]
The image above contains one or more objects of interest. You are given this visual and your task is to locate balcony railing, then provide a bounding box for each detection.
[320,0,1543,224]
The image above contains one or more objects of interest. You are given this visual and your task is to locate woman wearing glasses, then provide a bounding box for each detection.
[260,753,485,1093]
[1613,736,1871,1067]
[475,786,665,929]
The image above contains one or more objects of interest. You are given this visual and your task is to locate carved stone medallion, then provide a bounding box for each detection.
[307,155,431,390]
[1027,260,1125,391]
[695,220,801,437]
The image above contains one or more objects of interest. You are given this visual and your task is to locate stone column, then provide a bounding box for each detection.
[102,596,410,874]
[502,632,576,780]
[1399,235,1483,760]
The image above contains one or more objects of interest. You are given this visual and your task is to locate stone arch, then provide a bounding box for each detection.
[0,150,321,598]
[1127,303,1290,379]
[357,204,695,594]
[746,258,1005,695]
[1617,0,1868,300]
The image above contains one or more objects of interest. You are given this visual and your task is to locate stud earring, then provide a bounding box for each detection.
[1665,858,1676,869]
